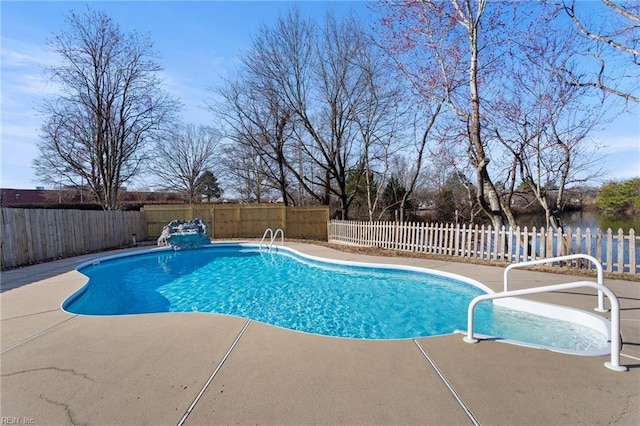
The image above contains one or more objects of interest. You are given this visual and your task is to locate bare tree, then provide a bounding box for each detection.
[378,0,513,229]
[396,104,443,222]
[218,142,276,203]
[377,1,608,232]
[225,9,404,219]
[352,41,409,221]
[33,8,178,209]
[563,0,640,103]
[214,71,298,205]
[490,14,606,232]
[152,124,222,203]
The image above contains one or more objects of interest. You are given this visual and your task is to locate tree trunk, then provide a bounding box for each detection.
[468,1,505,231]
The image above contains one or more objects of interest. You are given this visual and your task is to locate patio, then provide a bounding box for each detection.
[1,242,638,425]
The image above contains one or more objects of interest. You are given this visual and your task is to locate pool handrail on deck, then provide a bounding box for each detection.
[503,254,607,312]
[463,280,627,372]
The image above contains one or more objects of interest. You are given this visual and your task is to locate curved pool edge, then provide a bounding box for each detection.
[61,245,176,313]
[61,242,613,356]
[273,243,613,357]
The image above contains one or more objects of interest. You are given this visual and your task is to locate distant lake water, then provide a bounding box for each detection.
[516,210,638,273]
[517,210,639,233]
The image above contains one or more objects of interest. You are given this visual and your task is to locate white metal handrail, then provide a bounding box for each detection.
[259,228,274,251]
[504,254,607,312]
[259,228,284,252]
[272,228,284,247]
[463,281,627,372]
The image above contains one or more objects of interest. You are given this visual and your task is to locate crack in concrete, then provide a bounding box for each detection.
[2,366,95,382]
[39,393,86,426]
[609,392,640,424]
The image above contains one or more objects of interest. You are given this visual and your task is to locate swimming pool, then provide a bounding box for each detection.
[62,244,611,355]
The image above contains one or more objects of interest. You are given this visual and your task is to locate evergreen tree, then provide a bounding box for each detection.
[383,176,414,220]
[195,171,223,202]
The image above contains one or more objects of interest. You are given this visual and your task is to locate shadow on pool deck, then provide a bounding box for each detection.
[1,241,639,425]
[0,244,157,292]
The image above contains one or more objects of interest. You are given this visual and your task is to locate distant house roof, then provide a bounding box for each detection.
[0,188,50,206]
[1,187,238,207]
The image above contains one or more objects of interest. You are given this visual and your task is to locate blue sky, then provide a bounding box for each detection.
[1,0,638,190]
[1,0,374,189]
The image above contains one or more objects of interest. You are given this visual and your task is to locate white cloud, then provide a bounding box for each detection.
[594,147,640,182]
[1,122,40,140]
[0,37,59,68]
[591,135,640,154]
[1,41,51,188]
[0,36,67,188]
[0,130,41,188]
[587,110,640,180]
[589,142,639,183]
[6,73,63,97]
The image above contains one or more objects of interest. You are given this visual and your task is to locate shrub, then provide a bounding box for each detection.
[595,178,640,215]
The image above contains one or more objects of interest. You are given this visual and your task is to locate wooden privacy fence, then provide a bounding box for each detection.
[1,208,146,269]
[144,204,329,240]
[328,220,639,275]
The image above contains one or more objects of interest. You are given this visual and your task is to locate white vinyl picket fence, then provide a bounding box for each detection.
[328,220,638,274]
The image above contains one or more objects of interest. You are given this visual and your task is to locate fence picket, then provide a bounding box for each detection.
[546,227,553,259]
[514,226,521,263]
[630,229,636,274]
[507,225,514,262]
[529,227,534,261]
[327,220,638,275]
[555,227,563,258]
[472,224,477,257]
[606,229,613,272]
[442,224,449,255]
[618,228,624,274]
[491,226,498,260]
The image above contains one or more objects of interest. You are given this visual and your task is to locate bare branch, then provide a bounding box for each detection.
[564,0,639,55]
[34,7,179,208]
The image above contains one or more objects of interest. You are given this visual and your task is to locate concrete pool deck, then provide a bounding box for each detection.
[1,241,638,425]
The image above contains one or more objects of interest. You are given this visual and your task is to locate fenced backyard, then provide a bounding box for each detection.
[328,220,639,275]
[2,206,636,274]
[143,204,329,240]
[1,208,146,269]
[1,204,330,269]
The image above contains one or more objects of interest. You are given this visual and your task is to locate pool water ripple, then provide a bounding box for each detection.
[63,245,609,351]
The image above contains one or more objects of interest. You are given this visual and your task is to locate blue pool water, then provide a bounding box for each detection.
[63,244,609,352]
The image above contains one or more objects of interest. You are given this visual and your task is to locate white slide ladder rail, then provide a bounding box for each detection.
[272,228,284,247]
[504,254,607,312]
[259,228,285,252]
[259,228,273,252]
[463,281,627,372]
